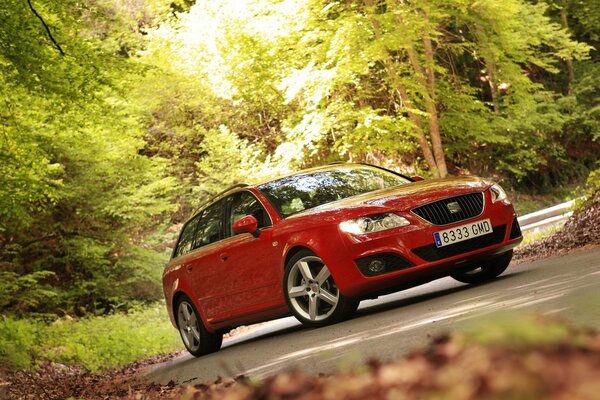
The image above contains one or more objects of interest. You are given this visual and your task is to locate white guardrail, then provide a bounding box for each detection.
[517,199,579,234]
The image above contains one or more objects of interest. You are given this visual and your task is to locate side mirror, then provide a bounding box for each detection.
[232,215,260,237]
[411,175,425,182]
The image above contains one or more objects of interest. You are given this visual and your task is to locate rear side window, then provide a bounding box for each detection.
[173,200,225,258]
[174,216,200,258]
[194,201,223,248]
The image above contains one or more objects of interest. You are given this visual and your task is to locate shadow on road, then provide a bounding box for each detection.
[355,271,525,317]
[220,270,525,351]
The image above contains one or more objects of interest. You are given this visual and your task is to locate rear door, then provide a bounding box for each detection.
[184,200,229,321]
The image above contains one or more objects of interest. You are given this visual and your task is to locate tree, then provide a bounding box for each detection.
[273,0,590,181]
[1,0,177,315]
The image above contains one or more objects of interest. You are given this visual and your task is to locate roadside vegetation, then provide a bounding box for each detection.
[514,179,600,263]
[520,226,560,246]
[0,304,181,373]
[510,185,584,216]
[1,0,599,394]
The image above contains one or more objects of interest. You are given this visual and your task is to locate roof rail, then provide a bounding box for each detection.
[327,161,412,181]
[214,183,248,199]
[190,183,249,217]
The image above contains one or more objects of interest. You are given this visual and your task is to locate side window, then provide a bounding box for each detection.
[228,191,271,236]
[193,201,224,248]
[174,216,200,258]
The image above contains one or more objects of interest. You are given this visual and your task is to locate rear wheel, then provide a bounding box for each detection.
[175,295,222,356]
[284,250,359,327]
[451,250,513,284]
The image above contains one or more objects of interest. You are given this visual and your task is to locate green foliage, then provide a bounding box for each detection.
[569,0,600,43]
[520,226,560,246]
[0,304,181,372]
[43,304,181,372]
[585,164,600,195]
[465,314,577,348]
[0,85,63,233]
[0,0,178,316]
[0,271,57,312]
[137,0,597,190]
[193,126,269,203]
[565,61,600,143]
[510,183,583,215]
[0,317,42,370]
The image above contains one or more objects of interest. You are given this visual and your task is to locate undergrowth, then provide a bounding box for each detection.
[0,303,181,372]
[521,226,560,246]
[510,185,583,216]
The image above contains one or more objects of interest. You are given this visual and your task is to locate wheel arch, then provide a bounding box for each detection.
[283,245,315,270]
[281,240,350,293]
[171,291,188,328]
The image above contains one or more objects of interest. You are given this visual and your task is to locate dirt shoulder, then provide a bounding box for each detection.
[513,192,599,264]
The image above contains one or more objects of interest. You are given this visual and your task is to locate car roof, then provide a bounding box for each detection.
[189,163,408,218]
[249,162,367,187]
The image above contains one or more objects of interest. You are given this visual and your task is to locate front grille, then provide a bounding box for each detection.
[509,217,522,239]
[355,253,414,277]
[412,225,507,262]
[412,192,485,226]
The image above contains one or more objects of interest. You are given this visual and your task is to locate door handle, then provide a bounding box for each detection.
[186,266,193,272]
[220,253,228,262]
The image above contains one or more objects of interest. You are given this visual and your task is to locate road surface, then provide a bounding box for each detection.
[146,248,600,385]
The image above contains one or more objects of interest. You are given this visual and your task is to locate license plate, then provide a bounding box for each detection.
[433,219,493,248]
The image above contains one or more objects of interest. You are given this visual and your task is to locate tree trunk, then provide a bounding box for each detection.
[405,42,448,177]
[396,85,439,175]
[473,24,502,114]
[364,0,440,176]
[486,61,501,114]
[421,24,448,177]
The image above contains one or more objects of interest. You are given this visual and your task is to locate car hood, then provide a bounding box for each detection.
[290,176,490,217]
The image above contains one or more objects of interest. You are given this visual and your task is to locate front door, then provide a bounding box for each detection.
[208,190,280,322]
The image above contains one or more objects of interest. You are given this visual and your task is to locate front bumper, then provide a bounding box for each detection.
[327,193,523,298]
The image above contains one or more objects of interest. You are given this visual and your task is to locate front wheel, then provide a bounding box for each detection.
[451,250,513,284]
[175,295,223,357]
[284,250,359,328]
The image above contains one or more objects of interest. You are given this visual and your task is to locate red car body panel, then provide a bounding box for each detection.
[163,166,522,334]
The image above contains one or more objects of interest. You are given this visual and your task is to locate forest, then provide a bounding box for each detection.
[0,0,598,371]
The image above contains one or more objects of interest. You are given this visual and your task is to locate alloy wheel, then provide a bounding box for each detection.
[177,300,201,352]
[286,255,340,321]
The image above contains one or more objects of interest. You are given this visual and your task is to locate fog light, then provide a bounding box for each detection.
[368,259,386,273]
[355,253,414,277]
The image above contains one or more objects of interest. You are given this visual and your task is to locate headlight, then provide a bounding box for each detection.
[490,184,508,203]
[339,213,410,235]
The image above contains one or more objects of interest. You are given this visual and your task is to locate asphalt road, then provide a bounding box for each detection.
[146,248,600,386]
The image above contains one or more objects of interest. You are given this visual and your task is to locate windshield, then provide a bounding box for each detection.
[257,165,411,217]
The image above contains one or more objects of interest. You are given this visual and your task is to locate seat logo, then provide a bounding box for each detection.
[447,201,462,214]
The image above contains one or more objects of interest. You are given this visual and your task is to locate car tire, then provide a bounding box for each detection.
[450,250,513,284]
[175,295,223,357]
[284,249,359,328]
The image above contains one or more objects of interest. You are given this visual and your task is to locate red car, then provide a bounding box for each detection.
[163,163,522,356]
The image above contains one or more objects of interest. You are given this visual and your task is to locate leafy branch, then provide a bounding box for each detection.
[27,0,64,56]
